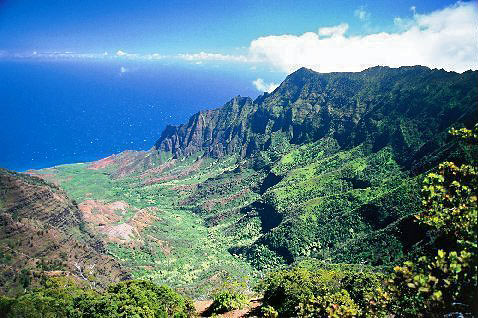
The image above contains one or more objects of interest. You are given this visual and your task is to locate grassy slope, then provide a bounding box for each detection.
[251,142,424,266]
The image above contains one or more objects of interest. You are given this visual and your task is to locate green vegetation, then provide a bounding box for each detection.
[257,262,383,317]
[0,278,195,318]
[383,125,478,317]
[210,279,249,313]
[255,125,478,317]
[36,155,256,298]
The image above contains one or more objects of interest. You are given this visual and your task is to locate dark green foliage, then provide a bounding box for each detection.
[296,290,360,318]
[254,126,478,317]
[258,262,385,317]
[19,269,31,289]
[210,279,248,313]
[76,280,195,318]
[242,146,424,267]
[377,126,478,317]
[2,278,195,318]
[260,267,342,316]
[0,296,14,318]
[5,277,91,318]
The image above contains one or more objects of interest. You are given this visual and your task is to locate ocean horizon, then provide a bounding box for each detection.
[0,60,279,171]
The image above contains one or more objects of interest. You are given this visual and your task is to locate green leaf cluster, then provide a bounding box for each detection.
[384,125,478,317]
[258,263,384,317]
[210,279,248,313]
[0,278,195,318]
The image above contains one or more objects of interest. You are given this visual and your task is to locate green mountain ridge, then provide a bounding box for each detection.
[156,66,477,171]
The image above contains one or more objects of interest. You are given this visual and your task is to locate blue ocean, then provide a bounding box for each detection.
[0,61,277,171]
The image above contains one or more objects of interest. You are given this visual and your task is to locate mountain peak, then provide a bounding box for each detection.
[287,67,317,78]
[276,67,318,91]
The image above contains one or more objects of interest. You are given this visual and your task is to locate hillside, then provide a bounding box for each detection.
[27,66,478,294]
[0,168,129,295]
[153,66,478,268]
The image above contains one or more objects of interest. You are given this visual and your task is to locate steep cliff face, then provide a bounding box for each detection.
[0,169,129,295]
[155,66,478,172]
[156,96,256,158]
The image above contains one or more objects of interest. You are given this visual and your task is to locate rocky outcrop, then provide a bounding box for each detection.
[0,169,83,229]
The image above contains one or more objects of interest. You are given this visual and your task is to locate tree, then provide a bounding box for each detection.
[387,124,478,317]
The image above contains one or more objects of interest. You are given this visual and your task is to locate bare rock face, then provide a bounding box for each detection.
[0,168,130,295]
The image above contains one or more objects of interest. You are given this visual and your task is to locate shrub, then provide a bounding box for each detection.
[261,305,279,318]
[0,296,14,318]
[210,279,248,313]
[259,267,344,316]
[1,278,196,318]
[384,125,478,317]
[339,271,384,310]
[77,280,196,318]
[259,263,387,317]
[297,290,360,318]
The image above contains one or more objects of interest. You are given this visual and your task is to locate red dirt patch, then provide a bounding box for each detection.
[79,200,160,245]
[78,200,124,225]
[130,208,159,232]
[88,156,115,170]
[142,159,203,186]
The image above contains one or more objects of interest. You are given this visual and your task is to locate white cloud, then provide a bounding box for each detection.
[253,78,279,93]
[1,50,162,61]
[248,1,478,73]
[116,50,127,57]
[145,53,162,60]
[120,66,128,73]
[28,52,110,59]
[318,23,349,37]
[177,51,248,62]
[115,50,140,59]
[354,6,371,21]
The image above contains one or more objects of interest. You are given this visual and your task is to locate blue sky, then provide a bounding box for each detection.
[0,0,463,53]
